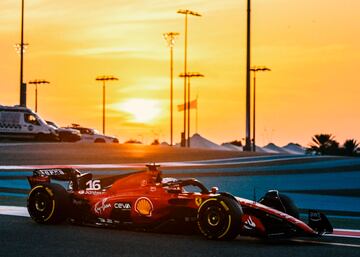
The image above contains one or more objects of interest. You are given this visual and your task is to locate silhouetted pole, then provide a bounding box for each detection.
[177,9,201,147]
[28,80,50,112]
[195,94,199,134]
[163,32,179,146]
[19,0,26,107]
[179,72,204,147]
[244,0,252,151]
[95,76,118,134]
[250,66,271,152]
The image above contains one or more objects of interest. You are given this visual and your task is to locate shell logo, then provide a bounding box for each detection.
[135,197,153,216]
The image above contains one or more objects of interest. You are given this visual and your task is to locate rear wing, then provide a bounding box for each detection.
[27,168,90,191]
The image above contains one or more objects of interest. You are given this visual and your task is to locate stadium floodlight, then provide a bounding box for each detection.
[163,32,180,146]
[250,66,271,152]
[177,9,202,17]
[177,9,202,147]
[95,75,119,134]
[179,72,204,147]
[28,80,50,113]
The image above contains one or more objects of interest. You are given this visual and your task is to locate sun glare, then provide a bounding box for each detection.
[119,99,161,123]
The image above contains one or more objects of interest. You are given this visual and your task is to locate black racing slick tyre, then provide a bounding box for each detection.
[197,196,243,240]
[27,183,70,224]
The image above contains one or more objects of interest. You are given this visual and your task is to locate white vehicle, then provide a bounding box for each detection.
[66,124,119,143]
[0,105,58,141]
[46,121,81,142]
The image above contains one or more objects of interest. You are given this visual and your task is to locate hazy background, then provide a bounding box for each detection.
[1,0,359,145]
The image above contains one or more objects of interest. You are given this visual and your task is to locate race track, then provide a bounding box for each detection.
[0,143,359,257]
[0,215,359,257]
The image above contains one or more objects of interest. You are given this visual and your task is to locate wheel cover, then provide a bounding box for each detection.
[34,193,47,212]
[198,200,230,238]
[28,187,54,222]
[207,207,221,226]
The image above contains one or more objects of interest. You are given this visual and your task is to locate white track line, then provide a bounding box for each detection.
[325,234,360,239]
[0,205,359,239]
[0,205,29,217]
[334,228,360,232]
[327,229,360,239]
[291,239,360,248]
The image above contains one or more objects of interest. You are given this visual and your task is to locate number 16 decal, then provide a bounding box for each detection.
[86,180,101,190]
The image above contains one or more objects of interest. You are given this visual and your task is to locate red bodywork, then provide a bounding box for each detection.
[73,168,204,226]
[28,166,323,238]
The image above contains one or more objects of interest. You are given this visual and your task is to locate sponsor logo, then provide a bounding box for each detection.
[135,197,153,217]
[195,197,202,207]
[244,216,256,230]
[150,186,156,192]
[98,218,121,224]
[94,198,111,214]
[309,211,321,221]
[77,190,105,196]
[35,169,65,176]
[114,202,131,209]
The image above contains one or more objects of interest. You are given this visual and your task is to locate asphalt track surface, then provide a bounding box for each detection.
[1,143,359,257]
[0,215,359,257]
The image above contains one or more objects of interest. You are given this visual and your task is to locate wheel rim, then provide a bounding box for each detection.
[28,187,53,222]
[199,201,229,238]
[207,207,221,226]
[35,195,47,212]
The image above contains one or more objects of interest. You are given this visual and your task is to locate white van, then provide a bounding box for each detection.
[0,105,58,141]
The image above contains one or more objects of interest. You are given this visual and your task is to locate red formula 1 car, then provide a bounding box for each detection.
[27,164,333,240]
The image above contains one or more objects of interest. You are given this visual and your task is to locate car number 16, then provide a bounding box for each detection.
[86,180,101,190]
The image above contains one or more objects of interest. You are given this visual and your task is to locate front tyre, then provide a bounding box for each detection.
[27,183,70,224]
[197,196,243,240]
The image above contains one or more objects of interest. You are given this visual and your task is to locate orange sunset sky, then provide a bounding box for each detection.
[1,0,360,146]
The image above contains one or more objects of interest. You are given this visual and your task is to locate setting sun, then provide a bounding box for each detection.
[118,99,161,123]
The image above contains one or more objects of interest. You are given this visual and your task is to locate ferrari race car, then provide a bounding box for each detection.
[27,164,333,240]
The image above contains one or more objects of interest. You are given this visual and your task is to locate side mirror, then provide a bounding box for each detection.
[210,187,218,194]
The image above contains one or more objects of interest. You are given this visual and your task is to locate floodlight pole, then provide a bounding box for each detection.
[177,9,201,147]
[179,72,204,147]
[95,75,118,134]
[250,66,271,152]
[163,32,179,146]
[244,0,252,151]
[19,0,26,107]
[28,80,50,112]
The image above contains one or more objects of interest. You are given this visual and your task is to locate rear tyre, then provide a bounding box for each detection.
[27,183,70,224]
[197,196,243,240]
